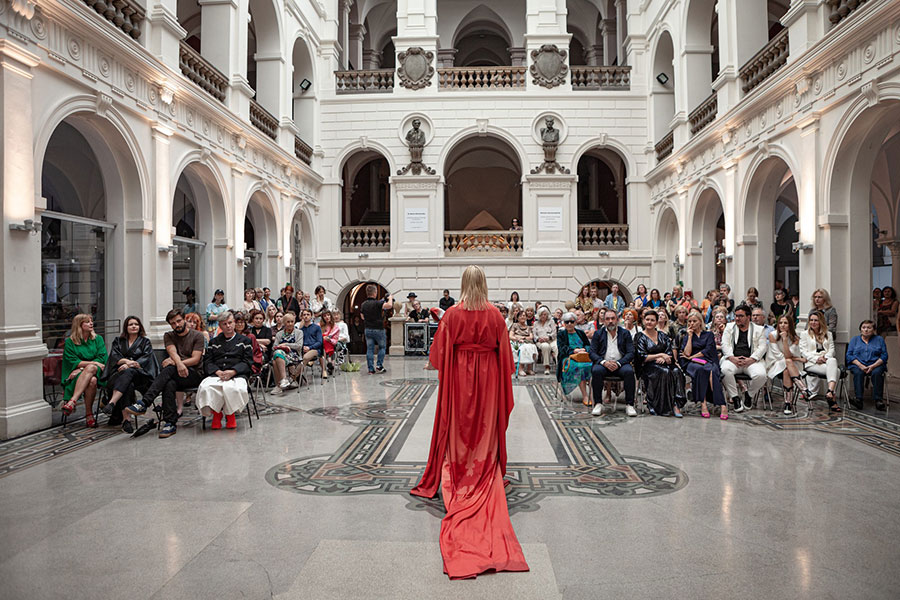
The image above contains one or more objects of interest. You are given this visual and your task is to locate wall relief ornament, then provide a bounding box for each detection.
[530,117,570,174]
[397,119,435,175]
[529,45,568,89]
[397,47,434,90]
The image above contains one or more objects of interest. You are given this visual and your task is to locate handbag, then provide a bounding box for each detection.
[570,351,591,363]
[690,357,708,365]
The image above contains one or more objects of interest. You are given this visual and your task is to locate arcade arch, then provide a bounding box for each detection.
[243,190,279,290]
[690,187,725,295]
[651,30,675,143]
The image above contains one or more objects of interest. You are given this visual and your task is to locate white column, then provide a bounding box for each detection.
[349,24,366,70]
[615,0,627,66]
[715,0,767,113]
[394,0,439,94]
[150,124,175,340]
[145,0,187,70]
[795,116,821,328]
[0,40,50,439]
[600,19,616,66]
[199,0,250,117]
[392,176,442,258]
[339,0,352,70]
[782,0,824,63]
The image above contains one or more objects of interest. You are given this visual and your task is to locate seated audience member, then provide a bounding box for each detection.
[635,310,685,418]
[666,285,684,317]
[873,288,883,317]
[510,310,538,376]
[183,288,200,316]
[206,289,230,335]
[533,307,558,375]
[669,305,688,344]
[655,308,670,334]
[622,308,641,338]
[296,290,310,311]
[604,283,626,316]
[681,311,728,419]
[709,308,728,355]
[800,310,841,412]
[243,288,261,313]
[100,316,159,428]
[233,312,264,373]
[334,310,351,345]
[60,314,108,427]
[589,287,603,312]
[846,319,888,411]
[277,284,300,316]
[767,314,809,416]
[552,308,564,328]
[711,292,735,322]
[184,312,210,347]
[810,288,838,332]
[556,312,592,405]
[634,284,649,309]
[124,309,204,438]
[574,285,593,313]
[507,291,522,312]
[498,304,511,328]
[646,288,664,309]
[574,309,592,336]
[271,312,302,394]
[524,306,536,326]
[720,304,768,413]
[751,307,774,338]
[718,283,735,313]
[257,288,270,312]
[770,288,791,321]
[321,310,341,374]
[195,311,254,429]
[680,291,700,312]
[744,287,763,311]
[248,309,273,361]
[439,289,455,310]
[310,285,334,318]
[406,299,430,322]
[273,311,285,335]
[876,286,898,334]
[297,308,325,381]
[589,308,637,417]
[263,304,278,329]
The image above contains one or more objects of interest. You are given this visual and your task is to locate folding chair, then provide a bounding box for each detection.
[802,367,851,415]
[201,378,260,430]
[734,373,773,412]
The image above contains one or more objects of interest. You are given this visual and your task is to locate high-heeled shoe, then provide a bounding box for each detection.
[85,414,97,428]
[61,399,76,416]
[701,403,710,418]
[720,413,729,420]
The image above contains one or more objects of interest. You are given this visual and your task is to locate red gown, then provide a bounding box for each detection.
[410,303,529,579]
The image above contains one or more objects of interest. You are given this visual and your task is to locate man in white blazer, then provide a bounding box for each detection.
[720,304,768,412]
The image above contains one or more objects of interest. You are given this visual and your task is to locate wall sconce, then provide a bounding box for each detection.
[157,245,177,253]
[656,72,669,85]
[792,241,814,253]
[597,251,610,257]
[358,253,369,259]
[9,219,42,233]
[298,78,312,92]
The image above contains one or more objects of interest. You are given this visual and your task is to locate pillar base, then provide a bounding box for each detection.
[0,399,51,440]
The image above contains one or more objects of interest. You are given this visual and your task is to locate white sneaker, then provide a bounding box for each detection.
[278,378,291,388]
[269,386,283,396]
[591,404,604,416]
[626,405,638,417]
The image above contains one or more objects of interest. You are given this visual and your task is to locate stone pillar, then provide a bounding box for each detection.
[588,160,600,210]
[684,45,714,112]
[254,54,285,118]
[883,242,900,293]
[389,316,405,356]
[715,0,768,113]
[615,0,627,66]
[343,184,353,227]
[391,175,442,258]
[600,19,616,66]
[525,0,572,92]
[339,0,352,70]
[437,49,457,68]
[795,116,821,329]
[363,49,383,69]
[349,23,366,70]
[584,45,604,67]
[145,0,187,70]
[782,0,825,63]
[523,174,578,257]
[150,124,175,341]
[0,40,51,439]
[508,47,527,67]
[369,163,380,212]
[199,0,249,118]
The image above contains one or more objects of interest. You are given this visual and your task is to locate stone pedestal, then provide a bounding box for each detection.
[389,317,406,356]
[523,174,577,257]
[391,175,442,257]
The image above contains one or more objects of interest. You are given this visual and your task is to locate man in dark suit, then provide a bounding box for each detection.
[589,308,637,417]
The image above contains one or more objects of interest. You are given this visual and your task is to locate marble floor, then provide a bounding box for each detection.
[2,356,899,599]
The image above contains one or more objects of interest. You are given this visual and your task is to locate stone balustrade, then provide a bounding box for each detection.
[689,93,718,136]
[443,231,524,254]
[826,0,871,26]
[739,29,790,94]
[335,70,395,94]
[80,0,145,40]
[655,131,674,162]
[570,66,632,90]
[437,67,527,90]
[294,136,313,165]
[179,42,227,103]
[249,99,278,141]
[577,224,629,250]
[341,226,390,252]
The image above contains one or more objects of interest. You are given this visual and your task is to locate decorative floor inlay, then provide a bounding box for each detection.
[266,381,689,514]
[0,400,301,479]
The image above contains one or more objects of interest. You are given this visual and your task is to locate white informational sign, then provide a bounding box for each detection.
[538,207,563,231]
[404,208,428,232]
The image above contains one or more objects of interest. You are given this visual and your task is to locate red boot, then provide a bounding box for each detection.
[225,413,237,429]
[210,411,223,430]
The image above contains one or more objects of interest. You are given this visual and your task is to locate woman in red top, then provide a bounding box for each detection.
[411,265,529,580]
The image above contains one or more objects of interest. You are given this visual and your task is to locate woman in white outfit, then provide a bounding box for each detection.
[799,310,842,412]
[767,314,810,415]
[532,307,558,374]
[509,310,538,376]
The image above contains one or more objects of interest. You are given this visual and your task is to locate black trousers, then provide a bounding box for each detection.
[108,368,150,421]
[144,365,203,425]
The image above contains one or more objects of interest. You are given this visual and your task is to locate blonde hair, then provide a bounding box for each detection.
[459,265,489,310]
[69,314,95,345]
[811,288,833,309]
[808,310,829,343]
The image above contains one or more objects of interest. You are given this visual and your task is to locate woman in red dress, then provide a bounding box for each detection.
[411,265,529,580]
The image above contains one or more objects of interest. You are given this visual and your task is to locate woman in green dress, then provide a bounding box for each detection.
[60,314,108,427]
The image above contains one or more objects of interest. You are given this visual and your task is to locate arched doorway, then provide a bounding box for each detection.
[338,281,391,355]
[444,134,522,248]
[341,150,391,252]
[655,206,681,287]
[291,36,316,144]
[585,279,633,305]
[39,113,142,346]
[244,190,278,290]
[690,188,725,295]
[651,30,675,148]
[576,147,628,247]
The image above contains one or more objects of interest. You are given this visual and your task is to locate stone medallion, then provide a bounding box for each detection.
[530,44,568,88]
[397,47,435,90]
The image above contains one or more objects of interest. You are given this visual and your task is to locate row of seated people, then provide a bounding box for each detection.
[58,307,349,439]
[552,304,888,419]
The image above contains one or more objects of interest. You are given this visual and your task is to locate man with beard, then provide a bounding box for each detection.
[589,308,637,417]
[123,309,204,438]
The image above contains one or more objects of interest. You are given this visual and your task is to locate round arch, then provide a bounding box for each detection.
[581,278,634,305]
[333,139,397,180]
[682,0,717,110]
[242,186,280,290]
[570,136,638,176]
[689,186,726,294]
[336,280,393,355]
[650,29,676,142]
[287,202,317,292]
[437,125,529,179]
[451,5,513,48]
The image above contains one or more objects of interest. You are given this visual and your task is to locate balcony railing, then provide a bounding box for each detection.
[739,29,789,94]
[826,0,871,26]
[81,0,145,40]
[577,224,629,250]
[655,131,674,162]
[443,231,524,254]
[249,99,278,141]
[335,69,394,94]
[341,226,390,252]
[179,42,227,103]
[294,136,313,166]
[570,66,632,90]
[689,93,718,136]
[438,67,527,90]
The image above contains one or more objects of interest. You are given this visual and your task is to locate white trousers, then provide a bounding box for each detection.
[196,377,249,416]
[720,359,767,399]
[805,358,839,391]
[514,343,538,365]
[537,342,558,366]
